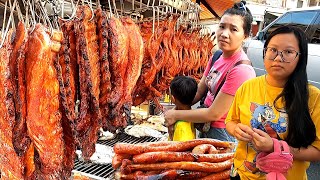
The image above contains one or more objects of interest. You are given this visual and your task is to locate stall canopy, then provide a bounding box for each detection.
[193,0,241,20]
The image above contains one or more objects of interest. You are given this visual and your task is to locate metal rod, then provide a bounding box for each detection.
[0,0,17,48]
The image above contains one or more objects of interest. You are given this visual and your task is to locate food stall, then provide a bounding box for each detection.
[0,0,224,179]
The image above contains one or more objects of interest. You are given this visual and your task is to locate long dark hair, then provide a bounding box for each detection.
[222,0,253,37]
[263,26,316,148]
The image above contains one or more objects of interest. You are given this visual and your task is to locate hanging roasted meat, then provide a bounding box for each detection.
[74,5,102,160]
[58,19,78,178]
[115,16,144,125]
[132,20,165,106]
[58,20,78,122]
[155,14,180,92]
[25,24,64,179]
[0,30,25,180]
[106,16,129,131]
[11,22,32,161]
[95,8,112,131]
[107,16,129,108]
[121,17,143,107]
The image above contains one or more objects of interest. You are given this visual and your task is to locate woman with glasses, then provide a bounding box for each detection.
[226,25,320,179]
[164,1,256,142]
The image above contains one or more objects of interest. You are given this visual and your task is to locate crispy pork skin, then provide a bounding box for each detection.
[0,30,25,180]
[26,24,64,179]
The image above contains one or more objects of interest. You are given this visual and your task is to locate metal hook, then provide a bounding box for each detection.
[61,0,64,18]
[152,5,155,34]
[0,0,17,48]
[107,0,113,17]
[38,1,54,37]
[16,0,24,23]
[155,6,160,26]
[120,0,124,17]
[28,0,37,34]
[9,0,16,30]
[1,0,8,39]
[97,0,101,7]
[112,0,118,18]
[83,0,95,21]
[60,0,80,21]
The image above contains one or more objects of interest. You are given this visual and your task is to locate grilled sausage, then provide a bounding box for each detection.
[132,152,234,164]
[114,139,233,155]
[120,159,233,174]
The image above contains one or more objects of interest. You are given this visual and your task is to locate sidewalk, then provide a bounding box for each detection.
[308,162,320,179]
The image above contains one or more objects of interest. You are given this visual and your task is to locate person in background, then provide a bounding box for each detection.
[168,76,197,141]
[225,25,320,179]
[164,0,256,142]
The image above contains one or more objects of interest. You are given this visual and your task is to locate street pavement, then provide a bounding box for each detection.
[308,162,320,180]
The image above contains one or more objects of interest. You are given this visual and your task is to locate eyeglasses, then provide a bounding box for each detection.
[264,47,300,63]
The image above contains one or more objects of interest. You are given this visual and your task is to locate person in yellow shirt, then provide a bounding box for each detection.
[225,25,320,180]
[168,76,197,141]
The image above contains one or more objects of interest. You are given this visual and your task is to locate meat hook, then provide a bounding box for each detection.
[112,0,118,18]
[0,0,17,48]
[15,0,25,24]
[1,0,8,38]
[96,0,100,7]
[107,0,113,17]
[8,0,16,30]
[27,0,37,34]
[85,0,95,21]
[119,0,124,17]
[37,1,54,37]
[151,5,155,34]
[61,0,80,21]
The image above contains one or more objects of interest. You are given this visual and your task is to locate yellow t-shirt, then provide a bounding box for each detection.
[173,120,196,141]
[225,75,320,180]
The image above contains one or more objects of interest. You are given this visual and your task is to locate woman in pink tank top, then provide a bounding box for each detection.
[164,1,256,143]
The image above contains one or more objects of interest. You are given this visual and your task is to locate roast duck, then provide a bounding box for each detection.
[0,5,214,179]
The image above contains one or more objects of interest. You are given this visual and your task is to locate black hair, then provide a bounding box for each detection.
[222,0,253,37]
[263,25,316,148]
[170,76,198,106]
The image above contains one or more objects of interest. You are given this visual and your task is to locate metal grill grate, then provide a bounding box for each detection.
[73,161,114,179]
[97,133,162,146]
[73,133,162,179]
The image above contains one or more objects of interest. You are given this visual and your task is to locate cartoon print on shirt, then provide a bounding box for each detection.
[250,102,287,137]
[244,102,288,174]
[205,67,222,95]
[270,111,287,133]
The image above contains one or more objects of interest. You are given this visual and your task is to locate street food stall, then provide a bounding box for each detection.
[0,0,230,179]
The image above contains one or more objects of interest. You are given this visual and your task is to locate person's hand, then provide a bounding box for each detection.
[251,128,274,152]
[164,109,177,127]
[233,123,254,142]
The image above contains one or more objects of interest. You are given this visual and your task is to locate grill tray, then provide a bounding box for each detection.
[72,133,162,179]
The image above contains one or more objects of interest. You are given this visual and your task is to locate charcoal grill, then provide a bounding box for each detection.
[72,133,162,179]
